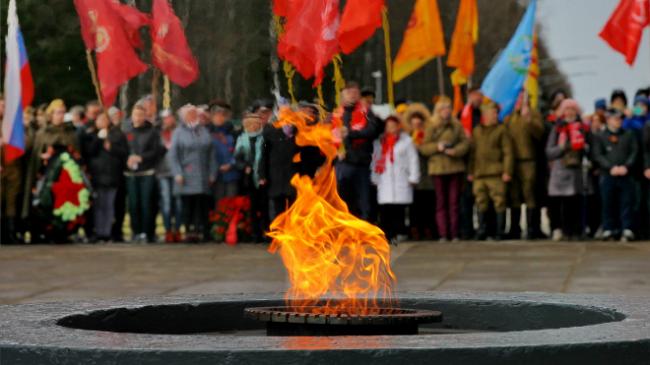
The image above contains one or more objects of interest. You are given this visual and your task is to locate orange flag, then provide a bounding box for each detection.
[447,0,478,77]
[393,0,446,82]
[450,69,467,115]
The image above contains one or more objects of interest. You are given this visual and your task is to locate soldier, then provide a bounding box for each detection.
[468,101,514,240]
[505,92,544,239]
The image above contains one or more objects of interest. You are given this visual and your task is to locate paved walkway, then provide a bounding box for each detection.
[1,241,649,305]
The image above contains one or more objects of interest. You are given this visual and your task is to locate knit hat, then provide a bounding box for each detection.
[557,99,582,118]
[159,108,173,118]
[634,95,650,107]
[594,98,607,111]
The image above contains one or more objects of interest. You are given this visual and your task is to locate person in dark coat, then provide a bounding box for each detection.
[209,102,240,202]
[259,114,298,221]
[125,104,164,243]
[643,108,650,233]
[294,102,326,179]
[333,81,380,221]
[84,113,128,242]
[234,113,267,243]
[169,104,217,243]
[593,109,639,241]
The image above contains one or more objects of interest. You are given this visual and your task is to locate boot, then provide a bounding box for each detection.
[530,207,547,240]
[496,212,506,241]
[525,209,535,240]
[476,212,488,241]
[6,218,18,244]
[508,208,522,240]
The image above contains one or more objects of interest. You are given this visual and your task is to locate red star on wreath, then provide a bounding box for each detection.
[51,169,84,209]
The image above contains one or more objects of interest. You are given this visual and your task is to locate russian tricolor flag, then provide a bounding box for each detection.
[2,0,34,163]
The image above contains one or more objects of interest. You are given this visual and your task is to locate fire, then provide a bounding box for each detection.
[268,107,396,315]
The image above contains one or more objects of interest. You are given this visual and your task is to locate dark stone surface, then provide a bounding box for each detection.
[1,292,649,364]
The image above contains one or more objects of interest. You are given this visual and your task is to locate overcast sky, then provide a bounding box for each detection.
[537,0,650,111]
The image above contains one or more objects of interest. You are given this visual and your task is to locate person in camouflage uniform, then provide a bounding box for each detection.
[505,92,544,239]
[469,101,514,240]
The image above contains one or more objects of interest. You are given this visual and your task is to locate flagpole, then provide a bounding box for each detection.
[151,67,160,115]
[436,57,445,96]
[85,49,105,111]
[163,75,171,110]
[382,6,395,107]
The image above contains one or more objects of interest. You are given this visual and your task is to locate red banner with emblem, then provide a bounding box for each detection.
[74,0,148,106]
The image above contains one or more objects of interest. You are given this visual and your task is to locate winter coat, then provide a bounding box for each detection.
[623,115,648,134]
[85,128,129,188]
[419,119,470,176]
[259,124,297,198]
[469,124,514,179]
[210,125,240,184]
[371,132,420,205]
[125,122,165,173]
[505,110,545,161]
[234,131,264,190]
[643,122,650,171]
[339,104,380,166]
[623,115,648,175]
[592,127,638,175]
[156,128,175,178]
[168,123,217,196]
[23,123,79,218]
[545,122,592,197]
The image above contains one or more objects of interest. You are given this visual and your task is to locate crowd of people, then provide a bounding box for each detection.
[1,81,650,245]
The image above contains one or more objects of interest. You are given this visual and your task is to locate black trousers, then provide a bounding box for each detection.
[249,187,269,242]
[182,194,209,237]
[549,195,582,237]
[111,180,127,241]
[410,189,437,240]
[459,178,475,239]
[269,194,295,222]
[379,204,406,241]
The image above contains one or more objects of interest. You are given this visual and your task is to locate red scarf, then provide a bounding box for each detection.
[411,128,424,146]
[460,103,473,137]
[375,133,399,174]
[332,103,369,148]
[557,121,588,151]
[161,129,174,149]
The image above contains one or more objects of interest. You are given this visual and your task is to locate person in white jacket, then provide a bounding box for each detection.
[371,115,421,243]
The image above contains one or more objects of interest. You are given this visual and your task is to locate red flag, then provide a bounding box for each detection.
[277,0,340,86]
[599,0,650,65]
[460,103,473,137]
[109,0,150,49]
[151,0,199,87]
[273,0,291,17]
[337,0,384,54]
[74,0,148,107]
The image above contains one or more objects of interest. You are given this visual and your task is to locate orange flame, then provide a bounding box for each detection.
[268,107,396,315]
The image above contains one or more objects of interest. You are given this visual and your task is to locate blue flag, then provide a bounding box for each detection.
[481,0,537,120]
